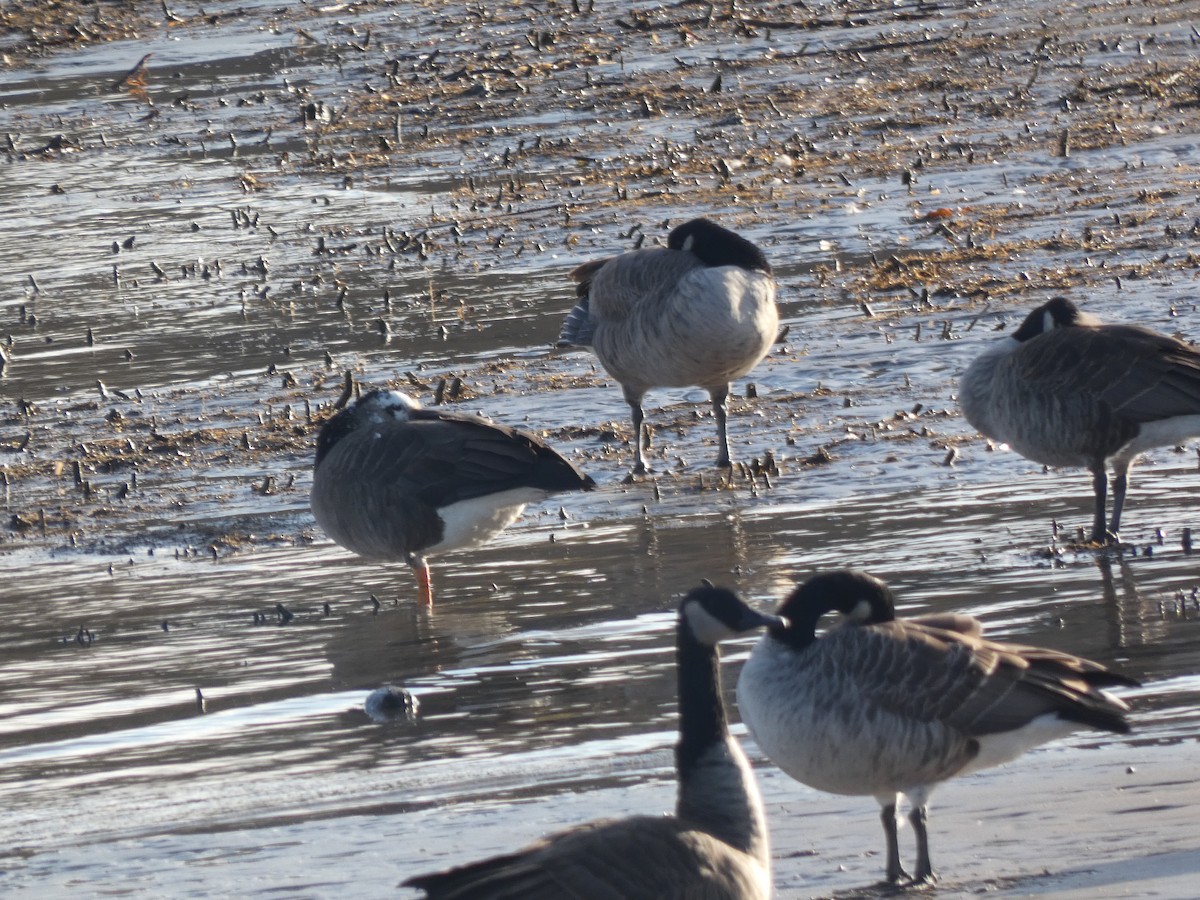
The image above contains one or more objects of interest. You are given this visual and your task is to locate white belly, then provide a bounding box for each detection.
[428,488,543,556]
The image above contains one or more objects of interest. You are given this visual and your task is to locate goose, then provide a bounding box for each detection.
[736,569,1137,885]
[959,296,1200,543]
[311,389,594,605]
[403,584,783,899]
[558,217,778,474]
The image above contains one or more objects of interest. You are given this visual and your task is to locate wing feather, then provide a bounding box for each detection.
[1018,325,1200,424]
[828,620,1133,737]
[404,817,762,900]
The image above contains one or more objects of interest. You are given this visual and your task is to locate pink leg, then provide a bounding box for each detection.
[416,560,433,607]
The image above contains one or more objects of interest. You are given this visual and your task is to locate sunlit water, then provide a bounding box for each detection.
[2,1,1200,897]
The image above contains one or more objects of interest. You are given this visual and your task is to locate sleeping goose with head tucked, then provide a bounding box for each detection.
[311,388,594,605]
[737,569,1137,886]
[559,217,778,475]
[959,296,1200,543]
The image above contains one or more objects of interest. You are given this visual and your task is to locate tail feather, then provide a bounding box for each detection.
[558,295,595,347]
[1025,663,1138,735]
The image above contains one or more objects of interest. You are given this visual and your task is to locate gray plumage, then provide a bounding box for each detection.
[960,296,1200,542]
[559,218,778,474]
[311,389,594,604]
[404,585,782,899]
[737,569,1136,885]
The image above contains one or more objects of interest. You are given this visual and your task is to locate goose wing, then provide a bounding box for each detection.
[838,621,1133,737]
[404,816,763,900]
[907,612,983,637]
[365,410,590,506]
[570,248,703,323]
[1017,324,1200,423]
[322,412,588,508]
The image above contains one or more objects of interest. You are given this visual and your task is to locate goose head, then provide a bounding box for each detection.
[667,218,772,275]
[771,569,897,647]
[1011,296,1103,344]
[680,584,787,645]
[315,389,421,467]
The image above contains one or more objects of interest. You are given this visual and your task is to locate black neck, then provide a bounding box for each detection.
[773,572,897,649]
[674,616,768,861]
[769,609,822,651]
[675,623,727,773]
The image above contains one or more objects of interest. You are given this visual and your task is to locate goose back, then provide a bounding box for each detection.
[403,816,767,900]
[565,249,776,394]
[560,218,778,396]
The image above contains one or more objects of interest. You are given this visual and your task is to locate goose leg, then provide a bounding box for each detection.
[624,387,650,474]
[711,384,733,468]
[414,558,433,607]
[879,800,910,884]
[909,805,937,884]
[1109,461,1131,539]
[1089,464,1109,544]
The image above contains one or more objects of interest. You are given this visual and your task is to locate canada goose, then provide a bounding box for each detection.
[959,296,1200,543]
[736,569,1136,885]
[558,218,778,474]
[311,389,594,605]
[403,585,783,899]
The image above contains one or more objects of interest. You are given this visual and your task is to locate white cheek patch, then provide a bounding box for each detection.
[683,602,735,644]
[845,599,873,623]
[374,391,420,418]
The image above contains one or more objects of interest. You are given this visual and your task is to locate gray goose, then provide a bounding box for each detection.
[959,296,1200,543]
[310,389,594,605]
[559,217,778,474]
[403,585,782,899]
[736,569,1136,885]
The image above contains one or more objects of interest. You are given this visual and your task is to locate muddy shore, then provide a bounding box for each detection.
[3,0,1199,556]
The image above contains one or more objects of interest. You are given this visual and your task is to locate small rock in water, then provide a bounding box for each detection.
[365,686,419,723]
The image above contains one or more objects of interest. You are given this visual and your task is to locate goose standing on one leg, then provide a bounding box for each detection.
[558,218,778,475]
[311,389,594,606]
[403,584,782,899]
[736,569,1137,886]
[960,296,1200,543]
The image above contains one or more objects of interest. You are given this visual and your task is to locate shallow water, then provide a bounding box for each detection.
[2,1,1200,897]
